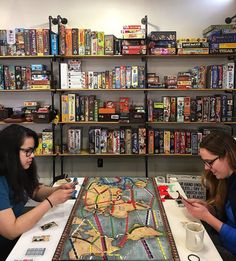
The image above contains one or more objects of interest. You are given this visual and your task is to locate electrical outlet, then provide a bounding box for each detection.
[97,158,103,168]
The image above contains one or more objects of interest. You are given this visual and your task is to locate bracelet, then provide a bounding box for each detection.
[45,197,53,208]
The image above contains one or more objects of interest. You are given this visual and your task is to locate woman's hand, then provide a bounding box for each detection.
[59,181,77,190]
[181,197,216,215]
[183,200,210,222]
[184,198,206,205]
[183,200,223,232]
[47,187,75,206]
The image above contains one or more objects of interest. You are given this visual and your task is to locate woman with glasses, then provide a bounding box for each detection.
[182,130,236,260]
[0,124,76,260]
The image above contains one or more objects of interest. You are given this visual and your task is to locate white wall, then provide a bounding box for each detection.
[1,0,235,37]
[0,0,235,182]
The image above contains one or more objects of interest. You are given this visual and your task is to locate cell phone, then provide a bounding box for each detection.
[71,190,77,199]
[180,195,194,206]
[72,181,78,188]
[176,198,184,207]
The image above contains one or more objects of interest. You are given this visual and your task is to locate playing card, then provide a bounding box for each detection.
[40,221,58,230]
[32,235,50,242]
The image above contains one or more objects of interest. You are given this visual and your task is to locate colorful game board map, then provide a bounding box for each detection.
[53,177,180,260]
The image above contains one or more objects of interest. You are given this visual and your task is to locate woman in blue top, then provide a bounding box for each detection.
[183,131,236,260]
[0,124,76,260]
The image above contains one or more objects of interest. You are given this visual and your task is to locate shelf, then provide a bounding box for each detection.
[0,53,233,60]
[58,121,236,126]
[35,154,57,157]
[58,121,143,125]
[147,88,234,92]
[1,88,234,93]
[59,54,145,59]
[0,55,54,59]
[59,151,147,157]
[147,154,200,157]
[223,122,236,125]
[146,54,236,59]
[56,88,149,92]
[0,52,57,180]
[55,54,236,59]
[55,88,235,92]
[58,152,199,157]
[147,121,235,125]
[0,121,53,125]
[0,17,232,181]
[0,53,235,61]
[0,89,55,93]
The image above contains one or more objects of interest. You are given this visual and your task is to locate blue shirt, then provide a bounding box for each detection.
[219,174,236,254]
[0,176,27,244]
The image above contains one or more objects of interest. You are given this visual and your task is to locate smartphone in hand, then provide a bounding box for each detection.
[180,195,194,206]
[176,198,184,207]
[72,181,78,188]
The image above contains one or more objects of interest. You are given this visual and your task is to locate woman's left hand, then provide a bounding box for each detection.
[59,182,77,190]
[183,200,210,221]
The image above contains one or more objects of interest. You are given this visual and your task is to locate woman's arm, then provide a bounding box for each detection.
[0,185,75,240]
[32,182,77,202]
[32,184,57,201]
[0,199,52,239]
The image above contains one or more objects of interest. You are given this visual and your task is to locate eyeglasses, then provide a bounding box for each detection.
[201,156,219,168]
[20,147,35,157]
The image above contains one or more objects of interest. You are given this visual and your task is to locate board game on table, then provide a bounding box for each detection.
[53,177,180,260]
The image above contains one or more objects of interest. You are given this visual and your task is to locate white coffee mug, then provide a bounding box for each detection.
[185,222,204,251]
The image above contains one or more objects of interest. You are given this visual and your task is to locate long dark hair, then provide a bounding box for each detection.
[0,124,40,202]
[200,131,236,212]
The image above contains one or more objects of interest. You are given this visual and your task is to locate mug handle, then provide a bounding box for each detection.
[195,234,201,245]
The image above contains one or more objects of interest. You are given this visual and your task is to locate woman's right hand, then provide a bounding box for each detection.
[47,187,75,206]
[185,198,206,205]
[182,198,216,215]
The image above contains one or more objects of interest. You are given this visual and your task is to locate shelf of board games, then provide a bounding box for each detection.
[0,89,55,92]
[57,121,144,124]
[56,121,236,125]
[147,154,200,157]
[35,154,57,157]
[0,121,55,125]
[56,53,148,170]
[144,54,236,176]
[53,50,236,180]
[147,122,236,125]
[0,120,57,157]
[0,54,58,180]
[146,88,235,92]
[0,53,235,59]
[58,151,147,157]
[146,54,236,58]
[56,88,149,92]
[59,53,235,58]
[58,151,199,157]
[59,49,234,174]
[58,54,146,59]
[0,55,55,59]
[56,88,234,92]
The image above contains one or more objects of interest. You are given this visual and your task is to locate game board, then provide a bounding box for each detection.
[53,177,180,260]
